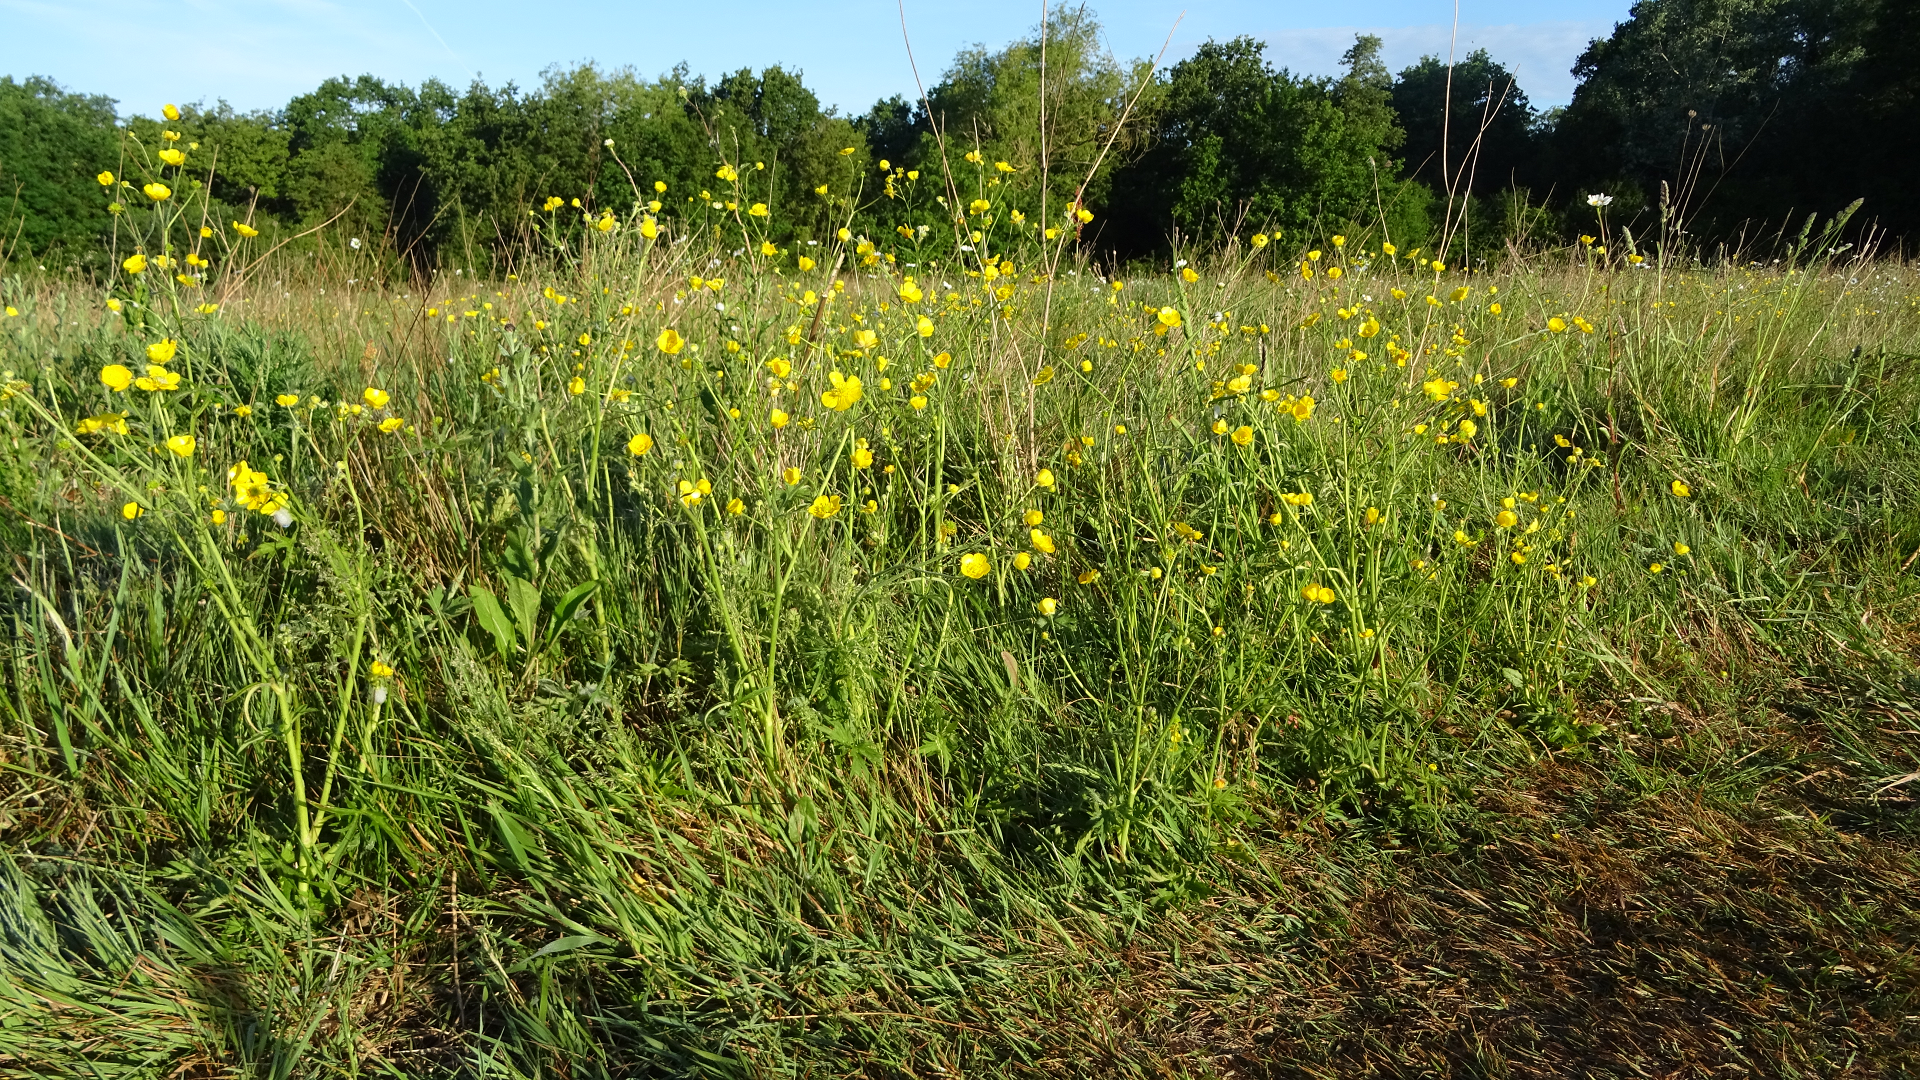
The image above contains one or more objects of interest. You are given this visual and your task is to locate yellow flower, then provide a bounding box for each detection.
[379,417,405,433]
[100,364,133,391]
[675,478,710,506]
[1077,569,1101,584]
[146,339,177,364]
[851,440,874,469]
[143,182,172,202]
[910,394,928,410]
[657,328,686,355]
[165,434,195,458]
[1449,286,1470,302]
[628,432,654,455]
[1288,395,1316,422]
[1251,233,1269,247]
[1231,425,1254,446]
[1649,562,1664,574]
[1036,468,1055,489]
[808,493,843,519]
[1456,418,1477,440]
[1670,480,1690,497]
[158,148,185,167]
[97,170,115,186]
[163,103,180,121]
[1495,510,1518,528]
[1673,542,1691,555]
[233,404,252,417]
[1547,317,1567,333]
[1030,529,1055,554]
[232,220,259,238]
[820,370,863,411]
[852,329,878,351]
[748,202,769,217]
[933,351,952,369]
[565,376,585,396]
[122,501,143,519]
[1156,306,1182,329]
[783,466,803,485]
[363,387,390,409]
[1037,597,1058,616]
[370,660,394,678]
[1013,552,1031,570]
[121,252,146,273]
[959,552,992,579]
[771,408,790,428]
[276,393,300,407]
[211,509,226,524]
[1023,509,1044,526]
[1301,583,1336,604]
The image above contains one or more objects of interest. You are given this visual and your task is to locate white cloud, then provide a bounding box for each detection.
[1261,21,1612,106]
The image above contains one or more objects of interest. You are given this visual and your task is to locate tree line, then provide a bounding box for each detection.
[2,0,1912,272]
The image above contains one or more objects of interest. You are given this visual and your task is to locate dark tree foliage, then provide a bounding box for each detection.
[1390,50,1539,198]
[1103,36,1404,256]
[1549,0,1917,236]
[0,77,119,260]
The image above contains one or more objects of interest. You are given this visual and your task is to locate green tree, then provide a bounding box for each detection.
[1390,49,1539,197]
[1104,35,1405,256]
[1549,0,1907,237]
[920,8,1145,225]
[0,76,118,261]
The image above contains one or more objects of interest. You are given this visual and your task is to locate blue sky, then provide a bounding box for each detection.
[1,0,1630,118]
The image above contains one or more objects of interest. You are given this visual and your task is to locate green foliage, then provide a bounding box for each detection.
[1390,49,1540,197]
[1105,35,1404,255]
[0,77,119,262]
[1550,0,1918,236]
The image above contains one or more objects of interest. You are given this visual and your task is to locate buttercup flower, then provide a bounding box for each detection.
[628,432,654,456]
[165,434,195,458]
[820,371,863,411]
[100,364,133,391]
[657,328,686,355]
[959,552,991,579]
[363,387,390,409]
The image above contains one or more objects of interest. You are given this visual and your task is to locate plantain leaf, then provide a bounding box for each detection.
[470,587,516,659]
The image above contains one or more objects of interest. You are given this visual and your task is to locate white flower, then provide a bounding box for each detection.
[603,138,614,148]
[372,686,388,704]
[349,237,362,249]
[1586,194,1613,207]
[272,508,293,528]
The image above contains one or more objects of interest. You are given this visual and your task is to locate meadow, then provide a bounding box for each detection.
[2,146,1920,1077]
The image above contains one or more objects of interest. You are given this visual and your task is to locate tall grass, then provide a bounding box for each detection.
[2,164,1919,1076]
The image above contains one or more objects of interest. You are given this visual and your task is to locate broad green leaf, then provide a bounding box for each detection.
[469,587,516,659]
[505,574,541,649]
